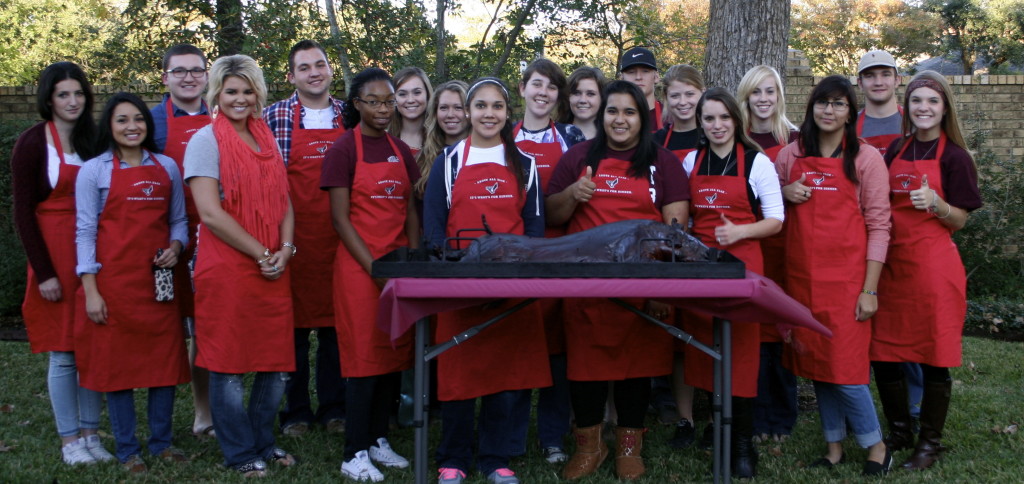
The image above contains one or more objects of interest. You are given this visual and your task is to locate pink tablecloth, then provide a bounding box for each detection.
[377,271,830,341]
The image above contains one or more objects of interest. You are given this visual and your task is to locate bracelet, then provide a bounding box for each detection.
[862,289,878,296]
[255,248,272,265]
[282,242,297,257]
[936,200,953,219]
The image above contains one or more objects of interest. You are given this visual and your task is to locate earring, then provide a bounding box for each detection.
[211,105,220,119]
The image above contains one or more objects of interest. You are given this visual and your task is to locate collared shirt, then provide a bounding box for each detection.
[151,93,210,153]
[263,91,346,164]
[75,150,189,275]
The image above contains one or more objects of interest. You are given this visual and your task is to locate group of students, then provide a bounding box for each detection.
[11,40,979,483]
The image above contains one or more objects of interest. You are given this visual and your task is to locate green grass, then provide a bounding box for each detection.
[1,337,1022,483]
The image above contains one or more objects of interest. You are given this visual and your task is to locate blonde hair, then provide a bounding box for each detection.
[660,64,705,125]
[899,70,969,152]
[388,66,434,138]
[207,55,268,116]
[736,65,797,146]
[416,80,469,195]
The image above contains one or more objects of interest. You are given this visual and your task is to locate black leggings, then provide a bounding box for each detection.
[343,371,401,460]
[872,361,950,384]
[569,377,651,428]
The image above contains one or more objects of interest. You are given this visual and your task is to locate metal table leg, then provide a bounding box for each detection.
[713,317,733,483]
[413,317,429,484]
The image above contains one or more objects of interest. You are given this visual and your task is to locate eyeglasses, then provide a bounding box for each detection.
[814,99,850,111]
[355,98,398,108]
[165,68,207,79]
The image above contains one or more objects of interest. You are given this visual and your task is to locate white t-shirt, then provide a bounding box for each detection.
[46,144,83,188]
[302,106,335,129]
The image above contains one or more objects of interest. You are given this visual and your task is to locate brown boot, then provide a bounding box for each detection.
[614,427,646,480]
[902,380,952,470]
[563,424,608,480]
[876,378,915,451]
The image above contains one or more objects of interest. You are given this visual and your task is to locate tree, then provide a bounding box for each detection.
[924,0,1024,74]
[704,0,790,92]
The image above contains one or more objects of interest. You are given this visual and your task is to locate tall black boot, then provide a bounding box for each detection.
[731,397,758,479]
[902,380,952,470]
[876,377,915,451]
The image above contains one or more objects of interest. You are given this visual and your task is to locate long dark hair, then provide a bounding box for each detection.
[96,92,158,154]
[586,80,657,178]
[466,77,526,188]
[695,87,762,154]
[798,75,860,183]
[37,62,97,159]
[343,67,393,130]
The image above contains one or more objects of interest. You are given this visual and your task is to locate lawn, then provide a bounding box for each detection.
[0,336,1021,483]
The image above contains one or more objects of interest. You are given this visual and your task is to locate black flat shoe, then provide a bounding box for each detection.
[807,453,844,469]
[862,445,893,476]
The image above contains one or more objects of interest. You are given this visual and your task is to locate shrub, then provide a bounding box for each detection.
[0,119,35,316]
[964,298,1024,341]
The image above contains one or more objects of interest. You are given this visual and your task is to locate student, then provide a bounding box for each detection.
[735,65,800,443]
[10,61,112,465]
[560,67,607,140]
[546,80,689,481]
[185,55,297,478]
[416,80,469,198]
[681,88,783,478]
[653,64,704,163]
[619,47,663,131]
[423,77,549,484]
[776,75,892,476]
[263,39,347,438]
[149,43,214,439]
[389,67,433,157]
[871,71,982,471]
[75,92,190,473]
[322,67,418,482]
[508,58,584,465]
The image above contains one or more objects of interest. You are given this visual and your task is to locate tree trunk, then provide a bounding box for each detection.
[436,0,447,80]
[216,0,244,56]
[325,0,354,92]
[490,0,538,77]
[703,0,790,93]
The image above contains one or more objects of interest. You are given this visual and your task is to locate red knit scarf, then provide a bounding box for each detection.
[213,114,288,249]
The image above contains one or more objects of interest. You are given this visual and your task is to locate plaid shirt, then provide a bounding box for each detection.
[263,91,346,164]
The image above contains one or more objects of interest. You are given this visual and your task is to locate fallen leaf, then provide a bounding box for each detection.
[16,420,30,426]
[769,445,783,456]
[0,441,13,452]
[0,404,12,413]
[994,424,1019,434]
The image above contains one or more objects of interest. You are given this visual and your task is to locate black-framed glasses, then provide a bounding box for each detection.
[165,68,207,79]
[814,99,850,111]
[355,98,398,108]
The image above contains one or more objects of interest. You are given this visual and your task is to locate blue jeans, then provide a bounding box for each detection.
[753,343,798,435]
[107,386,175,462]
[280,327,346,427]
[812,381,883,448]
[210,371,287,467]
[437,391,515,476]
[508,354,571,454]
[48,351,103,438]
[903,362,924,418]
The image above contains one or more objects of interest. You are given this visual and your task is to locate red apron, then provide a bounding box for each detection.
[872,134,964,367]
[287,103,344,328]
[661,124,697,163]
[650,101,664,132]
[161,98,211,319]
[514,122,568,353]
[435,140,550,400]
[758,141,788,342]
[682,146,761,396]
[23,123,80,353]
[564,158,673,381]
[334,127,413,377]
[782,152,871,384]
[856,109,902,157]
[193,141,295,374]
[75,155,189,392]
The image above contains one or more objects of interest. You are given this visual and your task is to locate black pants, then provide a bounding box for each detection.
[872,361,950,384]
[343,372,401,459]
[570,377,652,428]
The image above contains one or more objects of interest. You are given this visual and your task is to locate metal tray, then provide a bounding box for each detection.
[371,246,746,279]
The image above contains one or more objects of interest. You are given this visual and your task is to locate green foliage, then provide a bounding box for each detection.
[953,110,1024,299]
[965,298,1024,340]
[0,119,36,316]
[923,0,1024,74]
[242,0,329,83]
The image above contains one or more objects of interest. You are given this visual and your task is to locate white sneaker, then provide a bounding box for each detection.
[84,434,115,462]
[368,437,409,469]
[341,450,384,482]
[61,438,97,465]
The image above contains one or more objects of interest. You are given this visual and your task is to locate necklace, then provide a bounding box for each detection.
[913,138,939,160]
[707,147,736,176]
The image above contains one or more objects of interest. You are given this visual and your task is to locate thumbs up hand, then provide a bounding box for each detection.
[573,166,597,203]
[783,172,811,204]
[909,173,936,211]
[713,212,743,246]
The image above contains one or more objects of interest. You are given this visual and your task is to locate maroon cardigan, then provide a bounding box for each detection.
[11,122,61,282]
